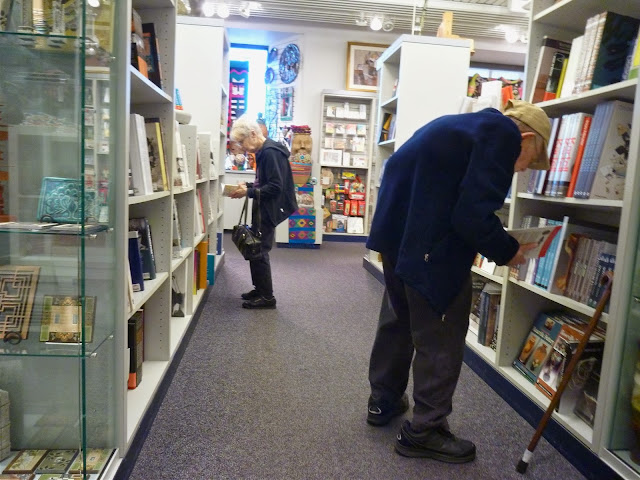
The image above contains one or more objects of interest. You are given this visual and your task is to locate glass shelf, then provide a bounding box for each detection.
[0,331,114,358]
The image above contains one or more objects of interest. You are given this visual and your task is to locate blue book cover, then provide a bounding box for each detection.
[128,231,145,292]
[591,12,640,89]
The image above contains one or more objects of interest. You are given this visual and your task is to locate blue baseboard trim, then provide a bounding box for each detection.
[276,242,320,249]
[113,286,211,480]
[323,234,367,243]
[362,256,385,284]
[463,347,621,480]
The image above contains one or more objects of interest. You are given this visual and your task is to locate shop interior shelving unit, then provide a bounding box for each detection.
[318,90,376,239]
[466,1,640,478]
[363,34,472,277]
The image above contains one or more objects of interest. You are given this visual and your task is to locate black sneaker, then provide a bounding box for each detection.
[395,420,476,463]
[367,393,409,426]
[242,296,277,309]
[241,289,260,300]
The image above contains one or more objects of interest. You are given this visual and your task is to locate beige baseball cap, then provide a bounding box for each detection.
[503,99,551,170]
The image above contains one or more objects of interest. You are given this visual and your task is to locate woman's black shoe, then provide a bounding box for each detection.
[242,296,277,309]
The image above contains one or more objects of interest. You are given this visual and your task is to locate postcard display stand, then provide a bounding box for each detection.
[318,90,376,239]
[363,35,472,274]
[462,1,640,478]
[0,0,124,478]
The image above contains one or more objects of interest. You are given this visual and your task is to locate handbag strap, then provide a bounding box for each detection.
[238,189,261,236]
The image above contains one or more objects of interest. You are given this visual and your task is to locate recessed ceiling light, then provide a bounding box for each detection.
[382,19,394,32]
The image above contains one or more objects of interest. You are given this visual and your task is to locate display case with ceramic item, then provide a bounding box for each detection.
[0,0,123,477]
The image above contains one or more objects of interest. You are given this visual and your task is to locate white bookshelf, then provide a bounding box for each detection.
[364,34,472,274]
[503,1,640,478]
[116,0,219,470]
[175,16,229,274]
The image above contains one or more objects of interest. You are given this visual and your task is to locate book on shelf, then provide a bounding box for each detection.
[529,37,572,104]
[144,118,169,192]
[129,217,157,281]
[535,320,605,418]
[127,230,144,292]
[68,448,113,474]
[196,240,208,290]
[172,198,183,258]
[129,114,154,196]
[128,309,144,389]
[574,100,633,200]
[507,223,563,259]
[513,311,565,384]
[476,282,502,349]
[628,31,640,80]
[142,23,163,89]
[130,10,148,77]
[588,12,640,91]
[558,36,583,98]
[542,50,569,101]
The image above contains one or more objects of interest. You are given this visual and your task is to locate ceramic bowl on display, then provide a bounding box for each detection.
[279,44,300,85]
[264,67,275,84]
[267,47,278,64]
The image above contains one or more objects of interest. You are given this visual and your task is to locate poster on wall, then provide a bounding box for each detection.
[346,42,388,92]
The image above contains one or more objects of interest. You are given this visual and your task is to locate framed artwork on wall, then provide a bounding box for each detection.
[346,42,388,92]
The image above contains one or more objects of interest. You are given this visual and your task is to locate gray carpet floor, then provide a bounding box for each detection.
[128,237,586,480]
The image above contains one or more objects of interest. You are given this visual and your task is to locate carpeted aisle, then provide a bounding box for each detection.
[127,236,587,480]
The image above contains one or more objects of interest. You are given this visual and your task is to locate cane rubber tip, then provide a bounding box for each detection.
[516,460,529,473]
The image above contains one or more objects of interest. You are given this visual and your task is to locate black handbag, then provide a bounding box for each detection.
[232,190,262,261]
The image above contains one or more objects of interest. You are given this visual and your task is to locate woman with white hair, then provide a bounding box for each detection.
[228,115,298,309]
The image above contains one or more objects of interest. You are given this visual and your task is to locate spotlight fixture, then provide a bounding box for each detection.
[382,19,394,32]
[370,15,383,31]
[202,0,215,17]
[504,27,519,43]
[87,0,100,7]
[355,12,368,27]
[217,2,230,18]
[240,4,251,18]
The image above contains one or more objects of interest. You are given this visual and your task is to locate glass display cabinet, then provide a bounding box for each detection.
[0,1,120,478]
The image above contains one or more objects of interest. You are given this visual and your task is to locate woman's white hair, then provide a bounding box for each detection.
[230,115,260,142]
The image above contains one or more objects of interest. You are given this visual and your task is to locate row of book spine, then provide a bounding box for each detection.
[510,215,616,311]
[526,100,633,201]
[530,11,640,104]
[469,279,501,350]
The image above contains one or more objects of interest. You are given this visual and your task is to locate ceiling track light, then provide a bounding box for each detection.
[370,15,383,31]
[240,4,251,18]
[382,19,394,32]
[217,2,230,18]
[202,0,215,17]
[355,12,368,27]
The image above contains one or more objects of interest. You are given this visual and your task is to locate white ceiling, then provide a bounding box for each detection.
[181,0,530,41]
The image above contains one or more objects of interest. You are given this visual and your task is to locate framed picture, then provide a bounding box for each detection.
[3,449,48,473]
[346,42,388,92]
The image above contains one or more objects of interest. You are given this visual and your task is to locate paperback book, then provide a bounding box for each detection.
[507,224,563,259]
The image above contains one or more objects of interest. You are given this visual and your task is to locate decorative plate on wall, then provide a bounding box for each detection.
[267,47,278,64]
[279,43,300,85]
[264,67,275,84]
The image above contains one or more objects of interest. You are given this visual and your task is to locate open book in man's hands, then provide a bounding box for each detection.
[507,225,563,259]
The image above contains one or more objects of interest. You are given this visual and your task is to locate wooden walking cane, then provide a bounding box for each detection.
[516,271,614,474]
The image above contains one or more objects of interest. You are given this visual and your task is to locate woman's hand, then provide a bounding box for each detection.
[229,183,248,198]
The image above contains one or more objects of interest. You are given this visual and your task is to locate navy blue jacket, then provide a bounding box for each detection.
[366,108,521,314]
[247,139,298,228]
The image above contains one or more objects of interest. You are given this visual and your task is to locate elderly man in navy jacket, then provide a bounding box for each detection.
[366,100,551,463]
